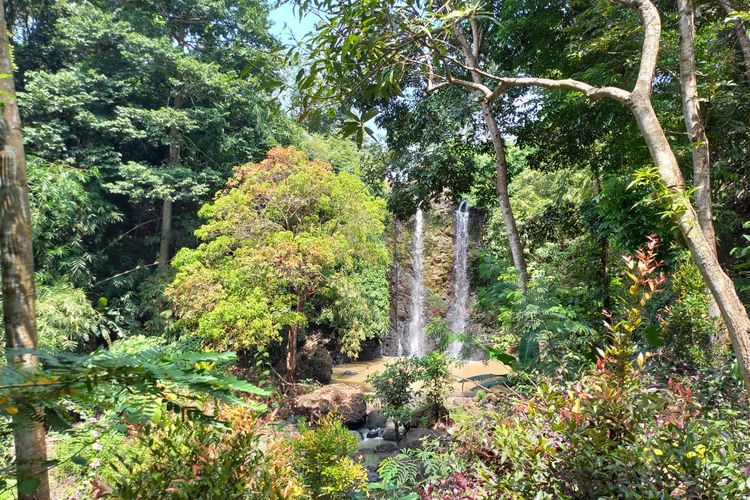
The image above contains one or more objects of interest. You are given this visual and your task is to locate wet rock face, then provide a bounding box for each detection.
[295,383,367,426]
[366,410,387,429]
[384,198,486,356]
[294,334,333,384]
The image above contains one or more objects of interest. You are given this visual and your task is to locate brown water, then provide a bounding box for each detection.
[331,357,511,396]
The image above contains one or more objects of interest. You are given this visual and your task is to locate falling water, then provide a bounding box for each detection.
[448,201,470,358]
[406,208,426,356]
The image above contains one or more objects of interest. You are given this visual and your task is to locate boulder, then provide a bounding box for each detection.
[399,428,441,449]
[295,383,367,426]
[357,339,382,361]
[295,335,333,384]
[375,441,398,453]
[382,421,398,441]
[366,410,387,430]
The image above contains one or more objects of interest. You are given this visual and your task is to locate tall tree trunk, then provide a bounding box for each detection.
[677,0,721,320]
[479,101,529,292]
[285,294,306,380]
[158,94,182,269]
[625,0,750,393]
[452,26,528,292]
[0,1,51,497]
[593,166,612,315]
[720,0,750,87]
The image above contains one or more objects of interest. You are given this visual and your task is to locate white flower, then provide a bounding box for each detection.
[91,430,100,438]
[91,459,101,469]
[92,442,103,451]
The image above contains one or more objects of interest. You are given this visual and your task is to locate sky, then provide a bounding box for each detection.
[269,3,316,45]
[268,3,385,143]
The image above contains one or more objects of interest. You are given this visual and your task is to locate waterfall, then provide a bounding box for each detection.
[448,200,470,358]
[405,208,426,356]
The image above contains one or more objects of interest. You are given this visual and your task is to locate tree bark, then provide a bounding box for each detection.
[0,1,51,497]
[720,0,750,87]
[479,101,529,292]
[285,294,306,379]
[158,94,182,269]
[677,0,721,320]
[625,0,750,392]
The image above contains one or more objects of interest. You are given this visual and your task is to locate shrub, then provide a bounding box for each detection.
[368,357,419,439]
[109,407,303,499]
[292,414,367,499]
[291,413,367,499]
[448,237,750,498]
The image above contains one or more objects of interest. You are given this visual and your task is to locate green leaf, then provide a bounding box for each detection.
[71,455,89,466]
[644,324,663,347]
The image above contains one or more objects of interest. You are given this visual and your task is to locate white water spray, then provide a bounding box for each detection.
[406,208,426,356]
[448,201,470,358]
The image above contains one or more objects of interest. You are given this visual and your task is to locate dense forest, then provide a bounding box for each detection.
[2,0,750,498]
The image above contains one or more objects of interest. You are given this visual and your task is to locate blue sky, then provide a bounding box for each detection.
[269,3,316,45]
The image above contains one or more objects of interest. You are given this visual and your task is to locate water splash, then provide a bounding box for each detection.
[406,208,426,356]
[448,201,470,358]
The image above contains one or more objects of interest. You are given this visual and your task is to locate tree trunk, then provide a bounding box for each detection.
[451,25,529,292]
[617,0,750,394]
[479,101,529,292]
[0,1,51,497]
[158,94,182,269]
[629,94,750,391]
[593,166,612,315]
[720,0,750,87]
[286,294,306,380]
[677,0,721,320]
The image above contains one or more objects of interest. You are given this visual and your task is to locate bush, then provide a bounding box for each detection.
[109,407,303,499]
[447,237,750,498]
[291,413,367,499]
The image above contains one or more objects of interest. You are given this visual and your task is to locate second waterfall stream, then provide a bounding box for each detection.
[448,201,470,358]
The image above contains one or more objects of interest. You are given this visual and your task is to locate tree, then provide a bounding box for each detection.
[298,0,750,394]
[296,0,530,291]
[720,0,750,86]
[678,0,720,320]
[167,147,388,379]
[0,0,50,496]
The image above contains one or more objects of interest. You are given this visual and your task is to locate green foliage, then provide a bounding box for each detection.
[28,159,122,287]
[110,407,303,499]
[368,352,452,436]
[167,147,389,359]
[368,358,419,438]
[375,444,476,499]
[291,414,367,499]
[0,348,268,428]
[658,251,721,368]
[35,282,105,352]
[50,418,127,493]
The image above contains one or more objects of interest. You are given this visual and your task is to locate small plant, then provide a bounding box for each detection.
[368,358,419,440]
[412,351,452,423]
[291,413,368,499]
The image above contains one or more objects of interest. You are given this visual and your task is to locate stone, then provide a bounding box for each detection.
[366,428,381,439]
[357,339,382,361]
[399,427,441,449]
[375,441,398,453]
[295,335,333,384]
[357,439,385,453]
[295,383,367,426]
[382,421,398,441]
[366,410,387,429]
